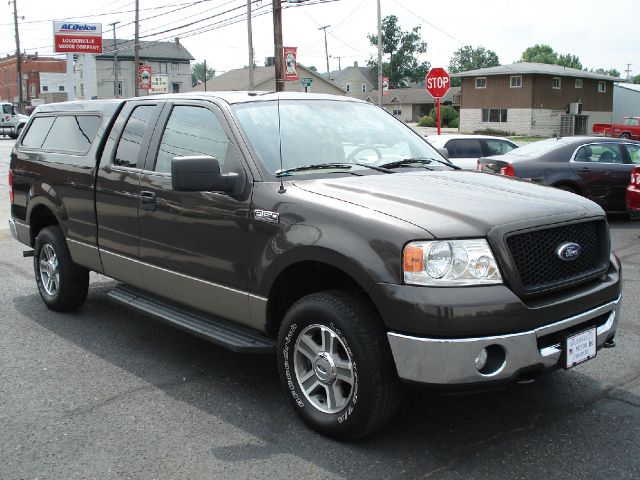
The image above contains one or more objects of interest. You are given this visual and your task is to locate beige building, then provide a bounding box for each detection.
[189,65,345,95]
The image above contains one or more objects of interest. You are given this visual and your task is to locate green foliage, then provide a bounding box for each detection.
[473,128,513,136]
[557,53,582,70]
[448,45,500,86]
[520,44,558,64]
[634,74,640,84]
[191,61,216,87]
[367,15,430,88]
[418,115,435,127]
[448,117,459,129]
[593,68,621,78]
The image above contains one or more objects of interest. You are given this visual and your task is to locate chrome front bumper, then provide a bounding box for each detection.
[387,295,621,385]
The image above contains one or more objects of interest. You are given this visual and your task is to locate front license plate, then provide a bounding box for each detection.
[565,327,597,369]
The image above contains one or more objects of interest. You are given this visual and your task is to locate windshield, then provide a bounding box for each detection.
[506,138,565,157]
[232,99,447,176]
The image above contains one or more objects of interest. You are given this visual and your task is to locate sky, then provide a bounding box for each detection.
[1,0,638,79]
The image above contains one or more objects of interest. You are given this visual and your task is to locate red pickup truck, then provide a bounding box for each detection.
[592,117,640,139]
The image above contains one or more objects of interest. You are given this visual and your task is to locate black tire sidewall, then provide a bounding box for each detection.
[277,295,378,438]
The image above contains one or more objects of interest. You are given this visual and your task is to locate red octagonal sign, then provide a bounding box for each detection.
[425,68,450,98]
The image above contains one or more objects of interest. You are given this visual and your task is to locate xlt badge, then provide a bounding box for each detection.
[254,210,280,224]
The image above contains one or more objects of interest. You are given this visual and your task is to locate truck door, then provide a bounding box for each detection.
[136,101,254,328]
[95,101,164,288]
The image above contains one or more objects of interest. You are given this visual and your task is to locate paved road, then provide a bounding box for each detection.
[0,137,639,479]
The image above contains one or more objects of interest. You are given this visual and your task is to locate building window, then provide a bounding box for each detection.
[598,81,606,93]
[392,108,402,116]
[510,75,522,88]
[172,82,180,93]
[171,63,179,71]
[158,62,168,74]
[575,79,583,88]
[361,84,366,93]
[80,83,84,97]
[42,85,49,92]
[475,77,486,89]
[29,83,36,97]
[116,81,123,96]
[59,85,65,92]
[345,83,351,93]
[482,108,508,123]
[552,77,561,89]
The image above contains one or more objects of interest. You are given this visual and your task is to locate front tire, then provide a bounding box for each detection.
[34,226,89,311]
[277,291,401,439]
[620,133,631,139]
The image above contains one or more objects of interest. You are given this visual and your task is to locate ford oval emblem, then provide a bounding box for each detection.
[557,242,582,261]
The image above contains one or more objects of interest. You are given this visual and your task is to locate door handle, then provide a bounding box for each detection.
[578,167,591,172]
[139,191,156,211]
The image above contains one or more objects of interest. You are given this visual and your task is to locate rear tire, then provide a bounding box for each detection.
[277,291,401,439]
[34,226,89,311]
[619,133,631,139]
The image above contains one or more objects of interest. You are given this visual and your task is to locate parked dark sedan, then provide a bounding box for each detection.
[477,136,640,212]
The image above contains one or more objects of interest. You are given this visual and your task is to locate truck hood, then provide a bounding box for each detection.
[292,170,603,238]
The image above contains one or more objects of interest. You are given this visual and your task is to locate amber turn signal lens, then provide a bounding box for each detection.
[403,245,424,272]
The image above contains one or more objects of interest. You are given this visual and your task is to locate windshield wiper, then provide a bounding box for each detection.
[380,157,461,170]
[275,162,393,177]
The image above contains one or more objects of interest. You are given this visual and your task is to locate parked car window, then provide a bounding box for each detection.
[625,144,640,164]
[21,116,55,149]
[445,139,483,158]
[114,105,156,168]
[41,115,101,153]
[575,144,624,164]
[155,106,230,174]
[485,139,517,156]
[2,104,12,115]
[623,118,639,127]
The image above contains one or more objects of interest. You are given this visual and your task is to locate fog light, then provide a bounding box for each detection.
[475,348,488,371]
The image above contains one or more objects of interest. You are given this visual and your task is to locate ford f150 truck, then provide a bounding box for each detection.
[9,92,621,439]
[1,102,29,139]
[593,116,640,140]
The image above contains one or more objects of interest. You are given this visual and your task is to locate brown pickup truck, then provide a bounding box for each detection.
[8,92,622,439]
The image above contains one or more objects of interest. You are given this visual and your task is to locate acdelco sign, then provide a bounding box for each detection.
[53,21,103,54]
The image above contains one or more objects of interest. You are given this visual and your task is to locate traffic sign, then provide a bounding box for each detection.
[425,68,450,98]
[299,77,313,87]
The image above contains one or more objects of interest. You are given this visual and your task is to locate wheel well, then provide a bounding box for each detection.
[265,261,367,338]
[29,205,59,245]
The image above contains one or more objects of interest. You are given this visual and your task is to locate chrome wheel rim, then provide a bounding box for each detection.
[293,324,354,414]
[39,244,59,296]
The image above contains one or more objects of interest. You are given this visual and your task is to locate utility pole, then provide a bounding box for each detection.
[330,55,342,71]
[376,0,382,107]
[318,25,330,77]
[204,59,207,92]
[272,0,284,92]
[624,63,632,80]
[109,21,120,98]
[247,0,254,90]
[134,0,140,97]
[12,0,24,111]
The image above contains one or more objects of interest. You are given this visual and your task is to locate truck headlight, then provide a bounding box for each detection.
[403,239,502,286]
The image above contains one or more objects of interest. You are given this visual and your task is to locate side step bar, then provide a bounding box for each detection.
[108,284,276,354]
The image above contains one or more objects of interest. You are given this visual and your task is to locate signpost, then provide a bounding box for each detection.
[299,77,313,92]
[425,68,451,135]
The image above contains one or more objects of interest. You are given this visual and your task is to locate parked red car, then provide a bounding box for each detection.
[627,166,640,213]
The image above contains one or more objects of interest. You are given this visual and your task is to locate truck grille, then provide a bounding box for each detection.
[506,220,608,293]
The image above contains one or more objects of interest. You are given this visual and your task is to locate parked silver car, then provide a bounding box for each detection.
[427,134,518,170]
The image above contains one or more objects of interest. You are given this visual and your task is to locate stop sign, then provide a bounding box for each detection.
[425,68,450,98]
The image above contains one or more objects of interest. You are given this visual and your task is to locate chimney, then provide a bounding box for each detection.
[175,37,180,44]
[354,61,358,67]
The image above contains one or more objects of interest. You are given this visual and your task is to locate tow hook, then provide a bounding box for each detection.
[23,250,34,257]
[604,339,616,349]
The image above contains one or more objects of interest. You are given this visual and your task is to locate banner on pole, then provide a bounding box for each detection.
[283,47,299,81]
[382,76,390,96]
[139,65,152,90]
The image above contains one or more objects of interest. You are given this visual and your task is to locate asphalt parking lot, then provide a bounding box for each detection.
[0,136,639,479]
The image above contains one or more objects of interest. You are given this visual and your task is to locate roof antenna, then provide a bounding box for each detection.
[277,95,286,194]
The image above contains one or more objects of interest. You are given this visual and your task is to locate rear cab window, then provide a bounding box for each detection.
[21,114,101,153]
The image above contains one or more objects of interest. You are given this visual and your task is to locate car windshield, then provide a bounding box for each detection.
[506,138,565,157]
[232,99,448,176]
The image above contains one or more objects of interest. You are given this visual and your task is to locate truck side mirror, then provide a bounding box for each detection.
[171,156,238,193]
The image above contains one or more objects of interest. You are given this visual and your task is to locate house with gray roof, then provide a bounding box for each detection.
[76,38,194,99]
[329,62,377,95]
[453,62,622,136]
[189,64,345,95]
[352,87,460,123]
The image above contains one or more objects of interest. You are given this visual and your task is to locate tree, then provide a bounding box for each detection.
[367,15,430,88]
[633,74,640,84]
[448,45,500,86]
[557,53,582,70]
[520,44,558,64]
[191,61,215,87]
[594,67,621,78]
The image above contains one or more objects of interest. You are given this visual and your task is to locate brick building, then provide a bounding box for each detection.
[0,55,67,107]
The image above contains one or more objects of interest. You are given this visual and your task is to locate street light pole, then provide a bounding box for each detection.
[377,0,382,107]
[318,25,330,77]
[272,0,284,92]
[134,0,140,97]
[12,0,24,111]
[109,21,120,98]
[247,0,254,90]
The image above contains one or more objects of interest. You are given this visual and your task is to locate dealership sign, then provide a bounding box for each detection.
[151,74,169,94]
[53,22,103,54]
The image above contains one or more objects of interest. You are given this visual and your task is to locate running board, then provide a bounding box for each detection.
[108,284,276,354]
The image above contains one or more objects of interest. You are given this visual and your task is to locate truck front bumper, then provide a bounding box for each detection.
[387,295,620,385]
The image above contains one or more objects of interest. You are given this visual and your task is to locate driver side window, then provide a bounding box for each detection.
[155,106,230,174]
